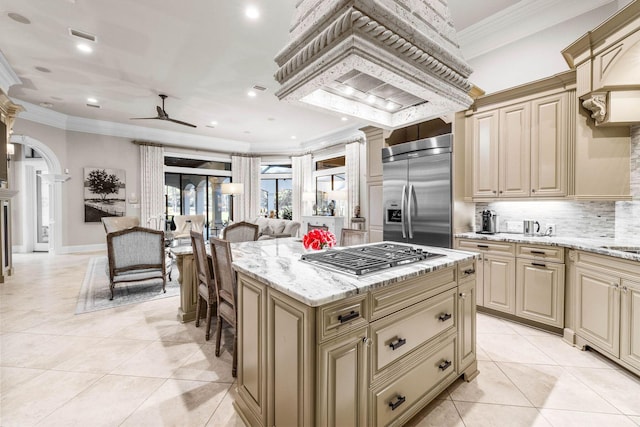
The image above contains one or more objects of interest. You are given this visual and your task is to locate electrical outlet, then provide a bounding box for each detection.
[546,224,556,236]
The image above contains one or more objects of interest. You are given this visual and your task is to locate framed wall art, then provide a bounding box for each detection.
[83,167,126,222]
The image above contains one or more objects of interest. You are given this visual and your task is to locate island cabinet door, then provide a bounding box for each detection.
[457,280,477,376]
[575,266,620,357]
[267,289,315,427]
[317,327,369,427]
[515,259,565,328]
[621,279,640,371]
[236,274,268,427]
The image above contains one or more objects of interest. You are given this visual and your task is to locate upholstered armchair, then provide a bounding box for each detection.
[173,214,205,240]
[101,216,140,234]
[105,226,172,300]
[222,221,259,242]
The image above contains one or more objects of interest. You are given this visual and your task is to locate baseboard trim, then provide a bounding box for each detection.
[60,243,106,254]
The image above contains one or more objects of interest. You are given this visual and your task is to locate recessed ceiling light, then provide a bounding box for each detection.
[39,102,53,108]
[341,117,348,121]
[367,94,377,104]
[210,121,218,126]
[76,43,93,53]
[247,90,257,97]
[343,86,355,95]
[385,101,399,111]
[35,66,51,73]
[291,136,297,140]
[244,130,251,134]
[7,12,30,24]
[87,97,98,103]
[245,5,260,20]
[267,117,275,121]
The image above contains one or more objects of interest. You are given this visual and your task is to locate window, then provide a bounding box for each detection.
[164,155,232,238]
[260,164,292,219]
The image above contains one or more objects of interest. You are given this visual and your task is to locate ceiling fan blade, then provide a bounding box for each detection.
[130,117,160,120]
[167,118,197,128]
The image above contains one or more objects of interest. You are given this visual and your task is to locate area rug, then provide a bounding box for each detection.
[75,256,180,314]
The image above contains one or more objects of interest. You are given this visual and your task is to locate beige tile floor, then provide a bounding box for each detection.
[1,251,640,426]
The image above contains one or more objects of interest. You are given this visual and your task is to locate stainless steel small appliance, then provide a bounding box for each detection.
[523,220,540,236]
[478,210,498,234]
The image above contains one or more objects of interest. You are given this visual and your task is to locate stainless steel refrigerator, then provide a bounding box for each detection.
[382,134,453,248]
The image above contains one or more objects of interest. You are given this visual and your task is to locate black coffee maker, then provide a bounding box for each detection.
[480,210,498,234]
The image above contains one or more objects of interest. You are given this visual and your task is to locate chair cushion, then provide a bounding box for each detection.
[262,225,273,236]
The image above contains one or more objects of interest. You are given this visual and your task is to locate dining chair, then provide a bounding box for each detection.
[307,223,329,232]
[190,230,217,340]
[222,221,259,243]
[209,236,239,377]
[340,228,368,246]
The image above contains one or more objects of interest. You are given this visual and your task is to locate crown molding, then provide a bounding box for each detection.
[458,0,615,60]
[0,51,21,94]
[14,98,253,153]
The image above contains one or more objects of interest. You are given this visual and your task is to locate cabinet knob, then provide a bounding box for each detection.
[621,286,628,293]
[459,292,467,299]
[499,190,503,194]
[532,189,536,193]
[492,190,497,194]
[612,283,620,290]
[362,337,372,346]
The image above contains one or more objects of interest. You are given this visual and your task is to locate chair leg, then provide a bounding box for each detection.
[232,332,237,377]
[205,303,213,341]
[162,277,166,294]
[109,283,115,300]
[195,295,202,327]
[215,315,223,357]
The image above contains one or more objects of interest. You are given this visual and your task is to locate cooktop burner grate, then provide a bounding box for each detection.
[300,243,445,275]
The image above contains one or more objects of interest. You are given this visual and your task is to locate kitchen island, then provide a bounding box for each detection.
[231,238,479,427]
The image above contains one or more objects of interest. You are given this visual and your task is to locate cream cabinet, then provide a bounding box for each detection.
[235,262,478,427]
[515,244,565,328]
[575,265,621,357]
[468,92,567,200]
[621,279,640,370]
[572,251,640,376]
[317,327,369,427]
[456,239,516,313]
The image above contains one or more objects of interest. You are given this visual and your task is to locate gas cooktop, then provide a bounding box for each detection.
[300,242,445,276]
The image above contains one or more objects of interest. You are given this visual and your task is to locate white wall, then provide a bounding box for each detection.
[467,2,621,94]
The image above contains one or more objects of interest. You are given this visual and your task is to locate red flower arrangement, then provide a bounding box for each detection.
[302,228,336,250]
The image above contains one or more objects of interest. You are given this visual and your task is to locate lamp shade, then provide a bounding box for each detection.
[221,182,244,195]
[327,190,347,200]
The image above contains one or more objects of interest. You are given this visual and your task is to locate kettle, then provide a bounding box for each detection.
[481,210,499,234]
[523,220,540,236]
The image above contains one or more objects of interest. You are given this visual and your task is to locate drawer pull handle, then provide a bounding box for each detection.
[388,395,406,411]
[477,244,489,249]
[438,313,452,322]
[438,360,452,371]
[463,268,475,275]
[338,311,359,323]
[389,337,407,350]
[531,250,546,255]
[532,262,547,268]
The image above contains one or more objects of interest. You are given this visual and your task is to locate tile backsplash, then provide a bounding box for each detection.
[476,125,640,240]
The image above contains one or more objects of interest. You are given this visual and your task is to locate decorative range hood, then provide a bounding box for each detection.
[562,0,640,127]
[274,0,474,129]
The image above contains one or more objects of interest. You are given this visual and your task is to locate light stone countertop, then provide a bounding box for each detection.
[455,232,640,262]
[230,238,478,307]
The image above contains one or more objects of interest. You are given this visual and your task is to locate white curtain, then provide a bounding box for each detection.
[291,153,313,222]
[345,141,361,228]
[231,155,261,221]
[140,144,165,230]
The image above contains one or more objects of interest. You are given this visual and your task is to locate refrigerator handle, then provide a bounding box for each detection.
[407,184,414,239]
[401,184,407,238]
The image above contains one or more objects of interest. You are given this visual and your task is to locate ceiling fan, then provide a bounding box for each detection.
[130,94,197,128]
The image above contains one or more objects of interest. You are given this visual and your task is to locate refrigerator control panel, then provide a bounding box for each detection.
[386,205,402,224]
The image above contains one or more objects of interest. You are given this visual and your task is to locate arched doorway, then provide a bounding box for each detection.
[10,134,64,254]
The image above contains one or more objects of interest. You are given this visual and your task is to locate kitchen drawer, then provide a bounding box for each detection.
[371,335,456,427]
[369,267,456,321]
[317,293,368,342]
[458,259,477,283]
[370,288,456,378]
[517,244,564,263]
[457,239,516,256]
